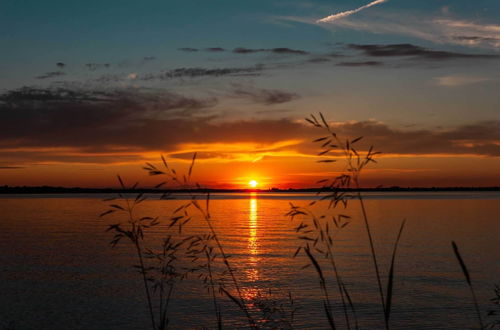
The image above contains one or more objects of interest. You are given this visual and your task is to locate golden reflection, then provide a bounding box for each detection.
[248,192,258,256]
[245,192,260,301]
[243,192,262,302]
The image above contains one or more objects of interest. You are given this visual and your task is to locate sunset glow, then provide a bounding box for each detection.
[0,1,498,189]
[248,180,258,188]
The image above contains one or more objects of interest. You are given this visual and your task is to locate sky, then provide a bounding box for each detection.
[0,0,499,188]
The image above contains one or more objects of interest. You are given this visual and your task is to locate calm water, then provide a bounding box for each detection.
[0,192,499,329]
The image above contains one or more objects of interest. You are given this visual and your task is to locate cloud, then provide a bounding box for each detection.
[434,75,493,87]
[1,85,499,166]
[0,86,218,154]
[320,120,500,157]
[179,47,226,52]
[143,56,156,61]
[178,47,198,52]
[307,57,333,63]
[232,47,309,55]
[337,61,383,67]
[230,86,300,105]
[348,43,500,60]
[453,36,500,48]
[0,166,24,169]
[56,62,65,69]
[233,47,260,54]
[272,47,309,55]
[288,9,500,50]
[36,71,66,79]
[140,65,264,80]
[436,20,500,33]
[206,47,225,52]
[85,63,111,71]
[317,0,388,23]
[435,19,500,47]
[92,66,265,83]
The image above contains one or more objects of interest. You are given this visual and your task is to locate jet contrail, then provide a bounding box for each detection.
[317,0,388,23]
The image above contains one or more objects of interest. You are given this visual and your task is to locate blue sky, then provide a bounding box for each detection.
[1,0,499,125]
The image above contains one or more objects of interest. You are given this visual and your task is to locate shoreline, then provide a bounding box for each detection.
[1,186,499,194]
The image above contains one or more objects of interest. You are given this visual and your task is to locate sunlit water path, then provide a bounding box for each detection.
[0,192,499,329]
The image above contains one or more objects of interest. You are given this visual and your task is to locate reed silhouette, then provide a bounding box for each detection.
[101,113,494,329]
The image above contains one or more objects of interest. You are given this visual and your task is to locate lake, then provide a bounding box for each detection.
[0,192,499,329]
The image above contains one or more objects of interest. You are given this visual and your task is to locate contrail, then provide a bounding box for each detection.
[317,0,388,23]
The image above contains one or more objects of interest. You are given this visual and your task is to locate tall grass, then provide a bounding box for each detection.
[287,113,406,329]
[102,154,260,329]
[487,282,500,329]
[451,241,484,329]
[100,112,496,329]
[101,175,199,330]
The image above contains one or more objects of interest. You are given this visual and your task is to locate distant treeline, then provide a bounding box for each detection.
[1,185,499,194]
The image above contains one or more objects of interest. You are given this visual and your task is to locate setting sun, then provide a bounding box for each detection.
[248,180,258,188]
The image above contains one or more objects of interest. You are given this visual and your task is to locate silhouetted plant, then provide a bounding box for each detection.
[101,176,199,330]
[249,289,296,329]
[487,282,500,329]
[142,154,257,329]
[288,112,406,329]
[451,241,484,329]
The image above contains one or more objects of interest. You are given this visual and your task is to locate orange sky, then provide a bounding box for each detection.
[2,139,499,188]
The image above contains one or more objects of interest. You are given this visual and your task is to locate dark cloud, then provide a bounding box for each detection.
[348,43,500,60]
[233,47,261,54]
[85,63,111,71]
[0,86,217,152]
[272,48,309,55]
[230,86,299,105]
[143,56,156,61]
[232,47,309,55]
[323,120,500,157]
[308,57,332,63]
[179,46,308,55]
[337,61,383,67]
[56,62,65,69]
[206,47,225,52]
[36,71,66,79]
[178,47,198,52]
[1,86,499,164]
[140,65,264,80]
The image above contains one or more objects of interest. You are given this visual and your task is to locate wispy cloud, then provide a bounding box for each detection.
[277,8,500,50]
[337,60,383,67]
[140,65,264,80]
[178,47,198,52]
[206,47,225,52]
[229,85,299,105]
[435,19,500,48]
[35,71,66,79]
[232,47,309,55]
[348,43,500,60]
[85,63,111,71]
[434,75,493,87]
[317,0,388,23]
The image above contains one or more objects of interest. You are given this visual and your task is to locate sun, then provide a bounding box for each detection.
[248,180,258,188]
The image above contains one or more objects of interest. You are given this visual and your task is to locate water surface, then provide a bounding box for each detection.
[0,192,499,329]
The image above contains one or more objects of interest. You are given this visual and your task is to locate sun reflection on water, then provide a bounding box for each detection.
[243,192,261,301]
[248,192,258,256]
